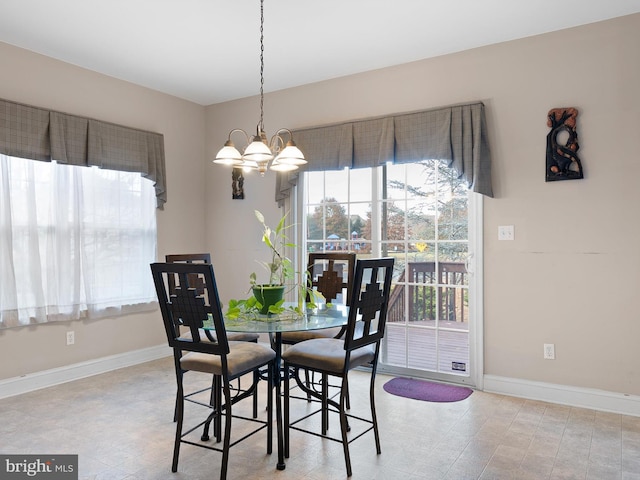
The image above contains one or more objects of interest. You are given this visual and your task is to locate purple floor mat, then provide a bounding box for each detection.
[383,377,473,403]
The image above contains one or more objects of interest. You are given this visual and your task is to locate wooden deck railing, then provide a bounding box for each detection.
[387,261,468,323]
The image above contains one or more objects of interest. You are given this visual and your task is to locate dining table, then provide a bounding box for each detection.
[214,303,349,471]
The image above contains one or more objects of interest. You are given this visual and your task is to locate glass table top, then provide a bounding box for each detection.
[204,304,349,334]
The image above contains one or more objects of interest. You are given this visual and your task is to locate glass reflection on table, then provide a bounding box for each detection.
[220,303,348,334]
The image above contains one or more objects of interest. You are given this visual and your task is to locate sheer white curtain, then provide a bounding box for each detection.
[0,154,157,328]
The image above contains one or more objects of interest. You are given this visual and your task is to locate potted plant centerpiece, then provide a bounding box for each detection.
[226,210,316,318]
[250,210,293,313]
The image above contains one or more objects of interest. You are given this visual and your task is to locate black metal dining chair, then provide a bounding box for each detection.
[165,254,260,421]
[282,257,394,477]
[151,262,276,480]
[280,252,356,408]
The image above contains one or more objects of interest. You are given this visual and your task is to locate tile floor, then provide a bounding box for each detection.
[1,356,639,479]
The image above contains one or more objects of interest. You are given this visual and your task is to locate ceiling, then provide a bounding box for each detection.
[2,0,640,106]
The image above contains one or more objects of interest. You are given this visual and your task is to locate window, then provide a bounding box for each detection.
[305,167,373,254]
[0,154,157,328]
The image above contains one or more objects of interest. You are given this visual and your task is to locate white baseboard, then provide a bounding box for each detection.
[0,344,170,400]
[484,374,640,417]
[3,353,638,418]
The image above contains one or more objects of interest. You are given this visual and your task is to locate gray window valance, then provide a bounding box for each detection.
[0,98,167,208]
[276,102,492,204]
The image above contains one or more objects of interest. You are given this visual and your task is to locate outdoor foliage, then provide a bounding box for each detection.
[305,160,468,259]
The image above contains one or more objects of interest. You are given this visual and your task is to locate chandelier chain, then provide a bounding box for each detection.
[259,0,265,132]
[213,0,305,174]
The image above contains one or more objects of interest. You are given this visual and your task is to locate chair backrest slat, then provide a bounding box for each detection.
[165,253,211,296]
[344,258,394,352]
[151,262,229,356]
[307,252,356,306]
[165,253,212,263]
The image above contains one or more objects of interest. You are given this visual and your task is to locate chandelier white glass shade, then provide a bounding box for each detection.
[214,127,306,175]
[213,0,306,176]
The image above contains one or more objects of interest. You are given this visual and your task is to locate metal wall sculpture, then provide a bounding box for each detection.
[546,107,583,182]
[232,168,245,199]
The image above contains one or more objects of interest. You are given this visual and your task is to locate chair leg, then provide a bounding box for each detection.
[197,375,222,443]
[249,338,260,418]
[253,370,259,418]
[220,380,233,480]
[369,369,381,455]
[344,373,351,410]
[284,363,290,459]
[266,363,273,454]
[214,375,222,442]
[173,387,180,423]
[339,377,352,477]
[172,352,184,422]
[200,374,219,441]
[304,370,312,402]
[321,373,329,435]
[172,377,184,472]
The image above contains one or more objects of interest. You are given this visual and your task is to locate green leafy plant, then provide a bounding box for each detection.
[252,210,295,287]
[225,210,320,318]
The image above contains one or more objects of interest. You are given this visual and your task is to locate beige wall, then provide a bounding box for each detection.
[1,13,638,400]
[0,42,207,378]
[206,14,640,396]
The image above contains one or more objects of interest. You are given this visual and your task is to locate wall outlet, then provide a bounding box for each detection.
[66,331,75,346]
[543,343,555,359]
[498,225,515,241]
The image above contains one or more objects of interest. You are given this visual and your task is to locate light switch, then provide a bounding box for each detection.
[498,225,514,241]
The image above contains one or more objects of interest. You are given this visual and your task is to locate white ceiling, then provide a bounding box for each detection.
[2,0,640,106]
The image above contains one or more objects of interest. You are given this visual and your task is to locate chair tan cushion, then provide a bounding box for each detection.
[282,338,375,374]
[180,341,275,378]
[179,328,259,343]
[281,326,343,343]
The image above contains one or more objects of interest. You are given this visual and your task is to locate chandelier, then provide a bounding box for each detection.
[213,0,306,176]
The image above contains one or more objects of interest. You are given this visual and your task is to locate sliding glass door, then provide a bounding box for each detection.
[302,160,481,386]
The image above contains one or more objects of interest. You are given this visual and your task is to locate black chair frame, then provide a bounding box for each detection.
[151,262,275,480]
[284,252,357,407]
[283,257,394,477]
[165,254,259,422]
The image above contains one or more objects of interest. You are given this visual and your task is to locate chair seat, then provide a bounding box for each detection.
[179,328,259,343]
[181,341,275,378]
[282,338,375,374]
[281,326,343,343]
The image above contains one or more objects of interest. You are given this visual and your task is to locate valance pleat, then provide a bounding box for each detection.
[0,98,166,207]
[0,101,51,161]
[393,108,452,163]
[277,102,492,205]
[50,111,88,165]
[291,123,354,171]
